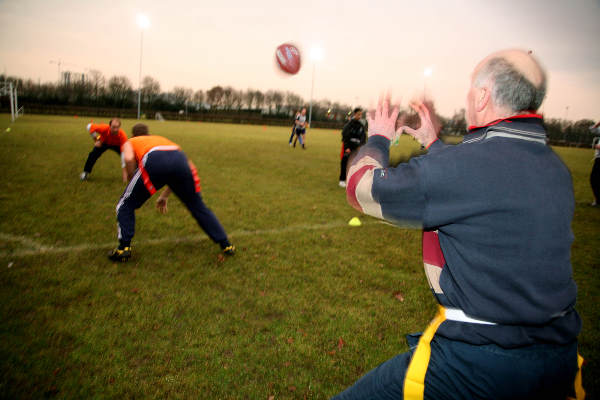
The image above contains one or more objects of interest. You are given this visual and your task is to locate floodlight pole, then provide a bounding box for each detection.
[137,29,144,120]
[308,63,315,127]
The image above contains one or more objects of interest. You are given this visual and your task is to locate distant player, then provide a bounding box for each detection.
[80,118,128,181]
[339,107,367,187]
[292,108,307,149]
[288,110,300,146]
[108,123,235,262]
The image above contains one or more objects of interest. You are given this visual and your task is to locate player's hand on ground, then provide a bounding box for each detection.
[156,197,168,214]
[367,94,399,141]
[400,101,439,148]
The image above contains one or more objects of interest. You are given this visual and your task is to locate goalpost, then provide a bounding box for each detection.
[0,82,22,122]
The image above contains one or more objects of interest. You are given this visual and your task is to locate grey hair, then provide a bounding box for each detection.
[474,57,546,113]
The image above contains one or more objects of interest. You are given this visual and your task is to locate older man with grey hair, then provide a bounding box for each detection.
[334,49,584,399]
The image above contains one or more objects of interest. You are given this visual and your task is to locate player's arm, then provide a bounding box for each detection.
[346,97,426,225]
[87,123,106,142]
[121,141,137,181]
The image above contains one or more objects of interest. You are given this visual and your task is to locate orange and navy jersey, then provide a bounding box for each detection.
[89,123,128,148]
[128,135,181,165]
[128,135,199,195]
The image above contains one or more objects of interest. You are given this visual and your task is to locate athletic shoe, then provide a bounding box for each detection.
[80,172,89,181]
[108,247,131,262]
[223,245,236,256]
[339,181,346,188]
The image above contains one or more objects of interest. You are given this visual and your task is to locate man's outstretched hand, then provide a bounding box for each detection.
[367,95,400,141]
[400,101,440,148]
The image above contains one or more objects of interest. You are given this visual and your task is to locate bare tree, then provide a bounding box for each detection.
[264,90,275,114]
[193,89,205,109]
[222,86,234,109]
[272,90,284,114]
[88,69,105,102]
[254,90,265,111]
[107,75,133,107]
[206,85,224,108]
[243,89,255,109]
[141,76,161,108]
[285,91,304,113]
[231,89,243,110]
[170,86,193,109]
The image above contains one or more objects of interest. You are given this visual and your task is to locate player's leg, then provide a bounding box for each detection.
[81,145,108,180]
[340,152,349,187]
[591,158,600,206]
[299,133,306,149]
[166,154,234,254]
[108,145,121,155]
[289,126,296,145]
[110,170,152,261]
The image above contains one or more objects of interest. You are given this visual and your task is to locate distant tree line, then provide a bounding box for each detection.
[0,71,356,124]
[0,72,596,145]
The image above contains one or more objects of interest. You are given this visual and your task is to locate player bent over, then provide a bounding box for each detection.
[108,123,235,261]
[81,118,128,182]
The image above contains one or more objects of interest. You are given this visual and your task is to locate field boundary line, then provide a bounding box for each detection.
[0,220,381,258]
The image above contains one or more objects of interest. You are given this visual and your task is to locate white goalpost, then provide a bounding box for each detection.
[1,82,22,122]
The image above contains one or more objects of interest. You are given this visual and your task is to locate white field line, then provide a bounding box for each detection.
[0,220,381,258]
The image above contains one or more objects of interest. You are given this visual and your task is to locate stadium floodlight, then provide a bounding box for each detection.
[136,14,150,120]
[308,46,324,127]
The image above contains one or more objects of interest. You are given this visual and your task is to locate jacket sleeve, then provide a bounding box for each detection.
[346,135,426,226]
[88,124,109,142]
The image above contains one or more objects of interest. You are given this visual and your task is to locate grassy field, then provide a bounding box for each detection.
[0,114,598,399]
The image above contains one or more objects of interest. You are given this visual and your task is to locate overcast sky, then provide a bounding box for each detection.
[1,0,599,120]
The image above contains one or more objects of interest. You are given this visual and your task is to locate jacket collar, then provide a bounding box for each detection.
[467,113,543,133]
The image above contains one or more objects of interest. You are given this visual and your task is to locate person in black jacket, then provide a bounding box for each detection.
[339,107,366,187]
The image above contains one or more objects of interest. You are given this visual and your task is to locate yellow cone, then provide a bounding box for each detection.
[348,217,362,227]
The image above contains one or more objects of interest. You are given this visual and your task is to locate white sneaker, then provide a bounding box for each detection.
[80,172,89,181]
[339,181,346,188]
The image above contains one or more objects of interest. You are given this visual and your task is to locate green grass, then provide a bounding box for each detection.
[0,114,598,399]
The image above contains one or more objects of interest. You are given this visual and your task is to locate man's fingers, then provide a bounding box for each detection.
[419,102,432,120]
[401,126,418,136]
[390,106,400,124]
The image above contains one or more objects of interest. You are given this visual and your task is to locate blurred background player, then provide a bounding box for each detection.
[292,107,307,149]
[339,107,366,187]
[109,123,235,261]
[80,118,128,181]
[590,121,600,206]
[288,109,300,146]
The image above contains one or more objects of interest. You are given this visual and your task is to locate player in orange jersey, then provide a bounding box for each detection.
[108,123,235,261]
[81,118,128,181]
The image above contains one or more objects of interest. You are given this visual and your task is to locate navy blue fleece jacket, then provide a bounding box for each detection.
[346,115,580,347]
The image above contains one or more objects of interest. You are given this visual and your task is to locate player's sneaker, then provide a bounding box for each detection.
[108,247,131,262]
[339,181,346,188]
[80,172,89,181]
[222,245,236,256]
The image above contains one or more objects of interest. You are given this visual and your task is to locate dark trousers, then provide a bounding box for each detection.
[591,157,600,202]
[340,153,350,181]
[115,150,228,247]
[332,334,579,400]
[83,144,121,173]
